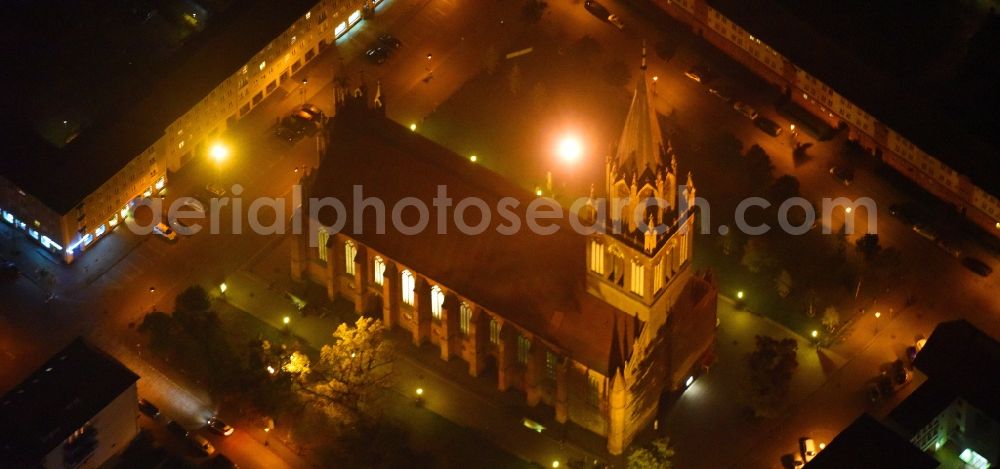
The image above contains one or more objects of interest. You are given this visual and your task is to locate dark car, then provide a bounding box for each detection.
[167,421,189,439]
[299,104,324,122]
[865,383,881,404]
[829,166,854,185]
[684,64,714,84]
[365,46,389,64]
[138,399,160,418]
[890,360,910,386]
[377,34,401,50]
[206,417,234,436]
[876,372,894,397]
[961,257,993,277]
[583,0,610,19]
[754,117,783,137]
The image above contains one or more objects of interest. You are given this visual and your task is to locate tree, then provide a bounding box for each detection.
[628,436,674,469]
[298,317,394,419]
[747,335,798,418]
[743,145,775,186]
[767,175,800,202]
[522,0,548,22]
[175,285,211,313]
[775,270,792,298]
[741,237,772,273]
[821,306,840,332]
[855,233,882,261]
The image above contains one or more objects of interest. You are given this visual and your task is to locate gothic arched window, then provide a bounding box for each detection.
[317,229,330,262]
[344,240,357,276]
[373,256,386,286]
[401,270,415,306]
[430,285,444,320]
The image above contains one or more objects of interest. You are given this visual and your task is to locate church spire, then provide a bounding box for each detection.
[612,43,665,177]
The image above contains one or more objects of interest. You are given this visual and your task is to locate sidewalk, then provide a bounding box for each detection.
[221,235,614,467]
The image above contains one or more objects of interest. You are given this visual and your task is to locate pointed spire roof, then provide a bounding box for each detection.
[613,44,666,175]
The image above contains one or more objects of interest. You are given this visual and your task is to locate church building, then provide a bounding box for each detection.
[290,52,718,454]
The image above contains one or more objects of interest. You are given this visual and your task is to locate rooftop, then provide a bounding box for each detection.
[0,338,139,464]
[885,380,956,438]
[0,0,316,214]
[912,319,1000,421]
[804,414,939,469]
[308,98,634,374]
[709,0,1000,196]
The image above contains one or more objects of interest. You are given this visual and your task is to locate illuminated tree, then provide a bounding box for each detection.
[628,436,674,469]
[298,317,394,419]
[821,306,840,332]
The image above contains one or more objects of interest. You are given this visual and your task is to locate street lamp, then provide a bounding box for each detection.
[811,330,818,339]
[410,123,417,131]
[737,290,744,300]
[300,77,309,106]
[266,365,276,375]
[219,282,227,295]
[470,155,478,163]
[556,135,583,165]
[874,311,881,333]
[283,316,290,326]
[209,142,229,188]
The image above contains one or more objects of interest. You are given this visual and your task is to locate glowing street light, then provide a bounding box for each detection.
[736,290,744,300]
[470,155,478,163]
[415,387,424,396]
[845,206,853,214]
[219,282,227,294]
[410,123,417,131]
[811,330,819,338]
[209,142,230,163]
[556,135,583,164]
[266,365,276,375]
[552,461,560,468]
[283,316,290,325]
[874,311,881,333]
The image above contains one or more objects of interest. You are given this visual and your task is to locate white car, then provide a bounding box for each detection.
[608,14,625,30]
[153,222,178,241]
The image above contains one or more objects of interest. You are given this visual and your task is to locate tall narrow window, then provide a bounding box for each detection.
[489,318,500,344]
[545,351,558,380]
[344,241,357,276]
[653,258,664,293]
[679,232,690,264]
[430,286,444,320]
[608,246,624,285]
[373,256,386,286]
[317,229,330,262]
[587,375,601,406]
[459,302,472,335]
[630,259,645,296]
[589,239,604,274]
[517,335,530,364]
[401,270,415,306]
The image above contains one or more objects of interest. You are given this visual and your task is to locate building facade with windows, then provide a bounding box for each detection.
[650,0,1000,237]
[0,338,140,468]
[0,0,379,262]
[291,62,718,454]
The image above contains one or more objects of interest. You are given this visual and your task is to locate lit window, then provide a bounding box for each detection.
[517,335,530,364]
[259,61,266,71]
[344,240,356,275]
[155,177,165,190]
[143,187,153,198]
[95,224,107,237]
[178,140,185,149]
[589,240,604,274]
[489,318,500,344]
[630,259,645,296]
[108,215,118,227]
[546,351,558,380]
[82,233,94,246]
[459,302,472,335]
[335,21,347,37]
[120,205,130,219]
[317,229,330,262]
[401,270,415,306]
[348,10,362,25]
[653,259,664,293]
[373,256,386,286]
[431,286,444,320]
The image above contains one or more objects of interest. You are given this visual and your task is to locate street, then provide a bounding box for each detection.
[1,1,999,468]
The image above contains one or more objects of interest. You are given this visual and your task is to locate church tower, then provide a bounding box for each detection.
[586,45,696,323]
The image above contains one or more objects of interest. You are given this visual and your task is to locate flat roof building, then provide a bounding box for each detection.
[805,414,939,469]
[0,338,140,468]
[0,0,376,262]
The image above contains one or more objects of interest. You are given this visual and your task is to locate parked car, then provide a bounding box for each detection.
[607,14,625,30]
[377,34,402,50]
[138,399,160,418]
[828,165,854,185]
[732,100,758,119]
[799,437,817,462]
[876,372,894,397]
[685,65,713,84]
[206,417,234,436]
[153,222,178,241]
[866,383,882,404]
[936,238,962,258]
[961,257,993,277]
[912,223,938,242]
[707,86,731,102]
[365,46,389,64]
[583,0,610,19]
[167,421,189,439]
[205,183,226,197]
[890,359,911,386]
[754,116,783,136]
[187,433,216,456]
[299,103,324,123]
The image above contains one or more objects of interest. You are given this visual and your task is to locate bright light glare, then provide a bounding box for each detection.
[209,142,230,163]
[811,330,818,338]
[470,155,478,162]
[685,376,694,387]
[410,123,417,131]
[736,290,744,300]
[415,388,424,396]
[556,135,583,164]
[283,316,290,325]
